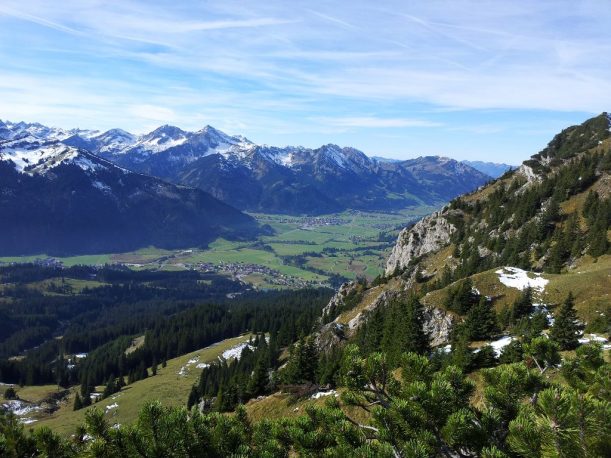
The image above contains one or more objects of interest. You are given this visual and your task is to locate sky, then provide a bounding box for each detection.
[0,0,610,163]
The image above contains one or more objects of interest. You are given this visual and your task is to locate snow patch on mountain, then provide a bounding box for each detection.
[496,267,549,292]
[220,342,255,361]
[1,400,41,417]
[0,142,79,173]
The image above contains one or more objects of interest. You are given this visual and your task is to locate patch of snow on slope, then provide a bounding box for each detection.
[279,152,295,167]
[579,334,611,350]
[92,180,112,193]
[1,400,40,416]
[311,390,338,399]
[496,267,548,292]
[532,303,554,326]
[1,143,77,173]
[489,336,514,356]
[177,356,200,376]
[220,342,254,361]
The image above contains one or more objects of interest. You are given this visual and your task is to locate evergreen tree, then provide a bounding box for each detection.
[499,340,523,364]
[523,336,560,374]
[550,292,581,350]
[282,337,318,384]
[187,385,199,410]
[508,387,609,457]
[510,287,533,323]
[587,218,609,257]
[464,297,499,341]
[445,278,478,314]
[247,355,269,397]
[73,392,83,411]
[450,333,474,372]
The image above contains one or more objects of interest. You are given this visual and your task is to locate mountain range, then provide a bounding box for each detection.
[42,122,493,214]
[375,157,513,179]
[460,160,515,178]
[0,119,494,255]
[0,122,259,256]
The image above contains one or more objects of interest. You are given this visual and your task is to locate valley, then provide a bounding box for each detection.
[0,208,436,289]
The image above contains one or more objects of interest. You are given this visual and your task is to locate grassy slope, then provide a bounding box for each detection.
[27,335,253,436]
[421,255,611,323]
[245,389,370,425]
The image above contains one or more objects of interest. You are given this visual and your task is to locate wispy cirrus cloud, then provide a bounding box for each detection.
[314,116,442,129]
[0,0,609,161]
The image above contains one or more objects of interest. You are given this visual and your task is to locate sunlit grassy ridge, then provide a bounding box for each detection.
[27,335,253,436]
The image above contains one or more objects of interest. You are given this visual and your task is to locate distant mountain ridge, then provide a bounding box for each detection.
[2,120,491,215]
[461,160,515,178]
[0,123,259,256]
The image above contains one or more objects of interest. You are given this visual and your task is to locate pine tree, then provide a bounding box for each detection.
[445,278,477,314]
[247,356,269,397]
[587,218,609,257]
[187,385,199,410]
[550,293,581,350]
[400,295,430,354]
[464,297,499,341]
[282,337,318,384]
[73,393,83,411]
[511,287,533,323]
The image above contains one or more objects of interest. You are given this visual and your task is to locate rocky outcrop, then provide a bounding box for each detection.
[315,322,346,353]
[516,163,541,183]
[320,281,360,319]
[345,290,398,333]
[315,283,455,350]
[422,306,455,347]
[385,210,458,275]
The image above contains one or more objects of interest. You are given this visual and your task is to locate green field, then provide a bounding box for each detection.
[23,334,254,436]
[0,208,437,288]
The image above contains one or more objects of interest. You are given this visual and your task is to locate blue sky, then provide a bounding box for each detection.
[1,0,610,163]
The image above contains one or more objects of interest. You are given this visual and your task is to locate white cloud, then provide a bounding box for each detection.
[314,116,442,128]
[0,0,609,161]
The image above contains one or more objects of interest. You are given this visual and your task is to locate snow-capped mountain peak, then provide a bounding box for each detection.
[0,137,111,176]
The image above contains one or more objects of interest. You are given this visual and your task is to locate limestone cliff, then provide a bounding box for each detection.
[385,210,459,275]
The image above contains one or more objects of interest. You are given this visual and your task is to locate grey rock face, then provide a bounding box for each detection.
[315,282,454,350]
[422,306,455,347]
[346,290,398,333]
[386,210,457,275]
[321,282,360,319]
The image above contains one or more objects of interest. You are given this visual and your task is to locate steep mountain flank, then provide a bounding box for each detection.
[317,113,611,351]
[0,136,259,255]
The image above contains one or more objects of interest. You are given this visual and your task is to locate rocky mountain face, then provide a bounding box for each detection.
[387,114,611,280]
[5,121,491,215]
[315,112,611,351]
[385,210,459,275]
[0,129,259,256]
[316,277,456,350]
